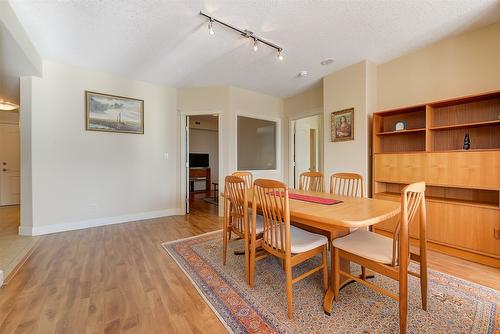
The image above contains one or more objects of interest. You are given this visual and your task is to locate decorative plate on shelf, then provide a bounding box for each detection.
[394,120,407,131]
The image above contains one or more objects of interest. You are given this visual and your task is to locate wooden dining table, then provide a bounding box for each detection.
[240,188,401,315]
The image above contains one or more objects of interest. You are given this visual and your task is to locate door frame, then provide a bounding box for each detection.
[179,110,223,216]
[288,110,324,188]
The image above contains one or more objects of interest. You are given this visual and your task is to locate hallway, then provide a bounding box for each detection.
[0,206,38,285]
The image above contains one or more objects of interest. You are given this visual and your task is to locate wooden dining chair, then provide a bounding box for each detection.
[299,171,325,192]
[329,172,364,198]
[332,182,428,333]
[249,179,329,319]
[222,175,264,283]
[232,171,253,189]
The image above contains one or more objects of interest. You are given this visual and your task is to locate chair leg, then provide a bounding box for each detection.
[222,228,228,266]
[244,238,250,285]
[249,240,256,288]
[285,257,293,319]
[321,246,328,291]
[420,258,428,311]
[361,266,366,280]
[333,247,340,301]
[399,274,408,334]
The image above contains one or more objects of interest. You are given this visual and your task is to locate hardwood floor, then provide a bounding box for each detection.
[0,196,498,334]
[0,206,39,283]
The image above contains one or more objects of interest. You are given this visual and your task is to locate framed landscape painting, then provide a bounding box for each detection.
[331,108,354,142]
[85,91,144,134]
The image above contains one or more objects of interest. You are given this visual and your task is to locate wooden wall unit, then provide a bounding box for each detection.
[372,90,500,268]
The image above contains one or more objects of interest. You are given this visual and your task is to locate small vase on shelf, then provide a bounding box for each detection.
[463,134,470,150]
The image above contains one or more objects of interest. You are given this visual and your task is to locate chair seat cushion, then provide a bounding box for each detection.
[254,215,264,235]
[332,229,394,264]
[244,209,264,235]
[290,226,328,254]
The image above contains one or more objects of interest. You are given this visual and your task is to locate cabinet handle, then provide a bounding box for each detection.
[495,228,500,240]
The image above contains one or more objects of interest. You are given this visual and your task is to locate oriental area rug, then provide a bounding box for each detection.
[162,231,498,334]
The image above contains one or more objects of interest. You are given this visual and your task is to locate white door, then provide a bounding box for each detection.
[294,124,310,188]
[0,124,20,206]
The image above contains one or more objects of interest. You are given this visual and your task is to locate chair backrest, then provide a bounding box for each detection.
[299,171,325,192]
[232,171,253,189]
[329,173,364,197]
[252,179,290,257]
[392,181,426,266]
[224,175,248,236]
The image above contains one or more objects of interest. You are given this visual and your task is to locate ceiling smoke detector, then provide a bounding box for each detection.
[321,58,334,65]
[298,70,308,77]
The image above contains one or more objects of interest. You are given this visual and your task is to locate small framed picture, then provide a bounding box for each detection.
[394,121,408,131]
[331,108,354,142]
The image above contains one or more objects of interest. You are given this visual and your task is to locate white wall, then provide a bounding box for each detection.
[19,61,180,235]
[323,61,377,193]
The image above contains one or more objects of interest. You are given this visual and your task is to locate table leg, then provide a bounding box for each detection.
[323,253,375,315]
[323,252,350,315]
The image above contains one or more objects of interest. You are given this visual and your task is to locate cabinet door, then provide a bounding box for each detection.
[374,153,425,184]
[426,202,500,257]
[425,152,500,189]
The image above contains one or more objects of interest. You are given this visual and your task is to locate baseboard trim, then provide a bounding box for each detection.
[19,208,185,236]
[0,270,3,287]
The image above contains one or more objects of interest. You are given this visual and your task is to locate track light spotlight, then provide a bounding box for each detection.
[208,19,215,35]
[277,50,284,61]
[253,39,259,52]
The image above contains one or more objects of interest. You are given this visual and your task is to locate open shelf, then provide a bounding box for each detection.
[430,119,500,130]
[431,124,499,151]
[374,182,499,209]
[376,128,426,136]
[376,191,499,209]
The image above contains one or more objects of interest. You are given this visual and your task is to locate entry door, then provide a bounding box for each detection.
[0,124,20,206]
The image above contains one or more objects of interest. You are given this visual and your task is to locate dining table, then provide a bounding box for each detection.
[240,188,401,315]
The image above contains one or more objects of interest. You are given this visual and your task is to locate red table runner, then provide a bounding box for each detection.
[288,192,342,205]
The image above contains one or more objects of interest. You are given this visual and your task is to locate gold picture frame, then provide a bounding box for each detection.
[85,91,144,134]
[331,108,354,142]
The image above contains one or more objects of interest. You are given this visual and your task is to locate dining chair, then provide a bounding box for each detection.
[329,172,364,197]
[299,171,325,192]
[232,171,253,189]
[222,175,264,283]
[329,172,369,273]
[332,181,428,334]
[249,179,329,319]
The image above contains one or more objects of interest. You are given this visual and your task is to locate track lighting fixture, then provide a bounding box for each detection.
[200,11,284,59]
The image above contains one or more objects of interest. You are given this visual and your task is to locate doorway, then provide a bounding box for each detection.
[0,120,20,206]
[0,109,36,285]
[291,114,323,188]
[186,115,219,215]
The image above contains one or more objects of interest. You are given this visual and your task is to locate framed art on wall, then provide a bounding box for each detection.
[331,108,354,142]
[85,91,144,134]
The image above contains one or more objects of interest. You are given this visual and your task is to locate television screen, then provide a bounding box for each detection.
[189,153,209,168]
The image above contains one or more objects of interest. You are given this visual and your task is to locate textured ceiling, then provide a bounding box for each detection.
[8,0,500,97]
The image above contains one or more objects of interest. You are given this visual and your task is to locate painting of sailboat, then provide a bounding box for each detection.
[85,91,144,134]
